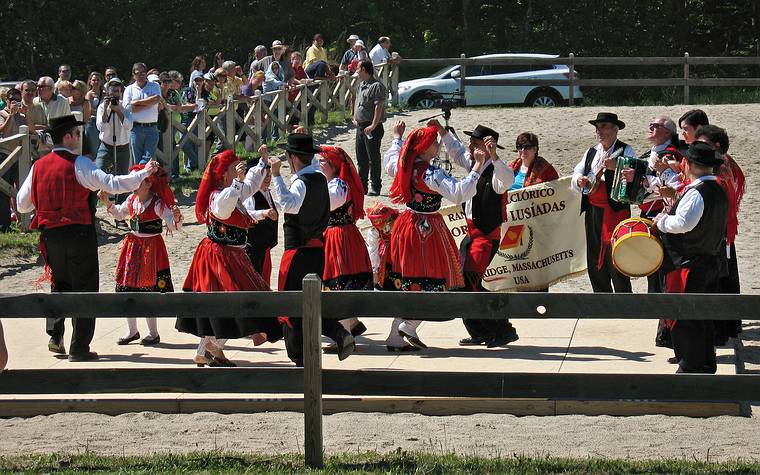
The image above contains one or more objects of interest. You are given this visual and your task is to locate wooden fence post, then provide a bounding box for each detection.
[683,52,690,105]
[300,85,309,129]
[302,273,323,469]
[278,89,287,136]
[18,125,31,231]
[459,53,467,103]
[568,53,575,107]
[320,81,328,123]
[197,109,207,171]
[225,98,235,150]
[161,110,173,168]
[339,75,347,121]
[391,63,400,107]
[253,94,263,148]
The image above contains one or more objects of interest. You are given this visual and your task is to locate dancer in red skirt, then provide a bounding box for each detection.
[365,202,421,351]
[319,145,371,340]
[383,120,485,349]
[99,164,182,346]
[175,149,279,367]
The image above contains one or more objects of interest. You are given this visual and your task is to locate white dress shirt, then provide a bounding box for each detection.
[96,102,133,146]
[441,132,514,219]
[327,177,349,211]
[270,164,323,214]
[123,81,161,123]
[383,137,480,208]
[643,141,681,191]
[656,176,715,234]
[570,140,637,193]
[369,44,391,65]
[209,161,268,220]
[366,227,381,272]
[17,147,150,213]
[243,188,277,222]
[108,194,179,236]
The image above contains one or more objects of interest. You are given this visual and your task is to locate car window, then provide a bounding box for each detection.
[468,65,492,76]
[491,65,532,75]
[432,66,456,78]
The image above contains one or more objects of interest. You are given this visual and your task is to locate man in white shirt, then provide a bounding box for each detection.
[123,62,161,165]
[96,78,133,202]
[571,112,636,293]
[369,37,393,65]
[653,141,727,373]
[17,114,157,362]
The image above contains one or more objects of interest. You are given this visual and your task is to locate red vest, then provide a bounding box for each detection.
[31,150,92,229]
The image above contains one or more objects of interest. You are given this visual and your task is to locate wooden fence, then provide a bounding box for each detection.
[401,53,760,106]
[0,126,32,229]
[155,62,400,171]
[0,275,758,468]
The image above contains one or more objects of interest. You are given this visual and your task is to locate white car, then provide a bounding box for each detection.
[397,53,582,108]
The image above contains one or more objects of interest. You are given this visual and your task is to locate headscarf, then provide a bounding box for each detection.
[128,164,176,213]
[388,125,438,204]
[195,150,239,223]
[366,202,399,231]
[264,61,285,93]
[320,146,365,219]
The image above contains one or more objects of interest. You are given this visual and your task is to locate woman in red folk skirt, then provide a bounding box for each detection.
[382,120,487,350]
[318,146,372,340]
[99,164,182,347]
[175,150,280,367]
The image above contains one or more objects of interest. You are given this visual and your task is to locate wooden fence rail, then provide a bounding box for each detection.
[0,274,758,467]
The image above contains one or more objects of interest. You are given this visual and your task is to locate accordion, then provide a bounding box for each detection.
[610,156,649,204]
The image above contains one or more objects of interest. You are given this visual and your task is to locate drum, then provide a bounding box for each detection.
[610,156,649,204]
[611,217,663,277]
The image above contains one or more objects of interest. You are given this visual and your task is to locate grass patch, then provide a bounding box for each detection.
[0,222,38,257]
[0,451,758,474]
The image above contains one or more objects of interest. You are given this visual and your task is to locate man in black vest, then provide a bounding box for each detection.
[434,121,518,347]
[654,141,727,373]
[243,162,278,286]
[265,134,355,365]
[571,112,636,293]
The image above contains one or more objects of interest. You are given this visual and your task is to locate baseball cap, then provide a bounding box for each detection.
[147,74,160,83]
[347,34,359,42]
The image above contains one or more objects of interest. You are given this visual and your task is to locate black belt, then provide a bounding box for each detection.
[134,121,157,127]
[357,121,373,127]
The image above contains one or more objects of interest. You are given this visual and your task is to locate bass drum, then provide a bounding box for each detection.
[611,217,663,277]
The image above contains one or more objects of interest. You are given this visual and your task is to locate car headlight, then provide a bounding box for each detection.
[398,85,411,92]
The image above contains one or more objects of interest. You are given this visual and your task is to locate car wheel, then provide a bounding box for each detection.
[525,89,563,107]
[411,91,441,109]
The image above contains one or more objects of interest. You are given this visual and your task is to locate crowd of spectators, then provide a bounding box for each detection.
[0,33,399,231]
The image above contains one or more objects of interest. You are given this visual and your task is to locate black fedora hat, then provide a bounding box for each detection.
[686,141,724,167]
[463,124,505,149]
[45,114,85,133]
[277,133,323,155]
[589,112,625,130]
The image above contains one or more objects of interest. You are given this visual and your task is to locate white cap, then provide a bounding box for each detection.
[272,40,283,48]
[355,39,365,47]
[147,74,160,83]
[347,34,359,42]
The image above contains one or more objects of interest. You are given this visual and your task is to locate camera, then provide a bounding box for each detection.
[109,96,119,106]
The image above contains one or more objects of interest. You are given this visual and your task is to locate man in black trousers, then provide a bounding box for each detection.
[16,115,157,361]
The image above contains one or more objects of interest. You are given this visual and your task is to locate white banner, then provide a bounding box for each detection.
[439,175,587,291]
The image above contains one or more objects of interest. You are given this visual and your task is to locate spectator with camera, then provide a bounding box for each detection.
[96,77,133,202]
[35,76,71,122]
[85,72,105,159]
[0,86,35,232]
[123,62,161,165]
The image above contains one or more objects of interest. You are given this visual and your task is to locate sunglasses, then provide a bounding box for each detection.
[37,85,52,89]
[649,123,666,130]
[515,144,534,151]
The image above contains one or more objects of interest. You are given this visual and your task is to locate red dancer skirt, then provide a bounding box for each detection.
[323,223,373,290]
[177,238,280,340]
[389,210,464,291]
[115,233,171,289]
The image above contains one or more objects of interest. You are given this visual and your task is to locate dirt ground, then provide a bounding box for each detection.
[1,104,758,460]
